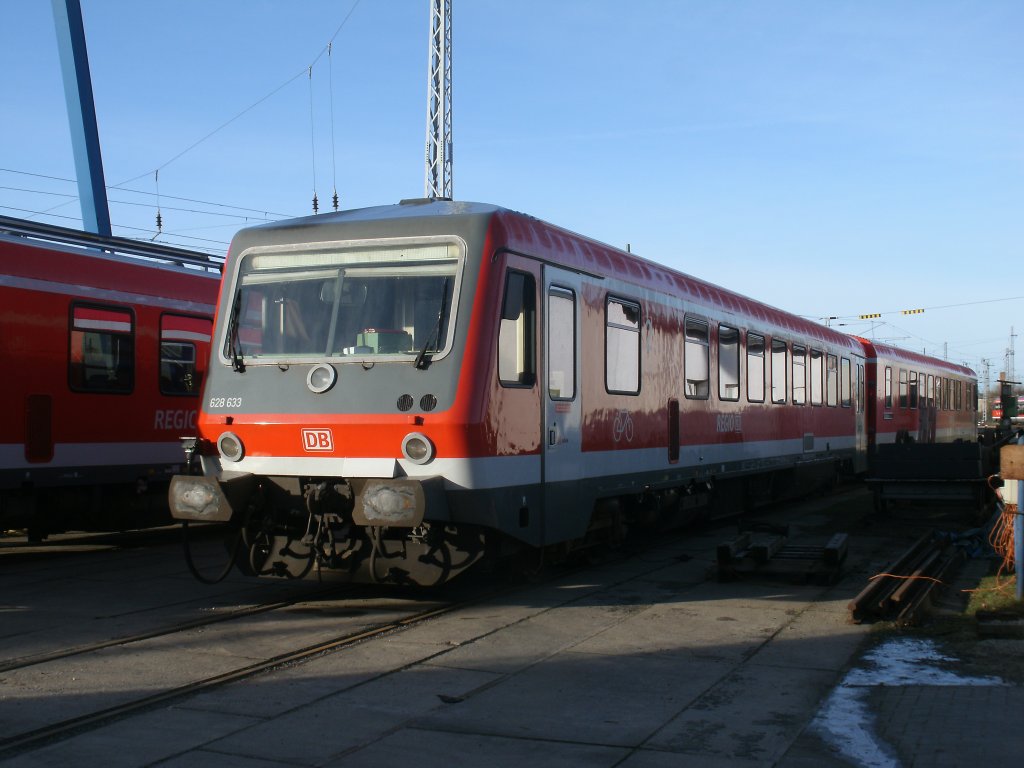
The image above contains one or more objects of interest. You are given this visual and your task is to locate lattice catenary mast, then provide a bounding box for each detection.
[424,0,452,199]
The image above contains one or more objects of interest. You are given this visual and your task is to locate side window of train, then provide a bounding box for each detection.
[884,367,893,408]
[899,369,908,408]
[927,374,934,408]
[606,297,641,395]
[498,271,537,387]
[747,333,765,403]
[718,324,740,401]
[160,314,213,396]
[826,353,838,406]
[68,303,134,394]
[809,348,824,406]
[909,371,919,409]
[840,357,851,407]
[857,363,865,413]
[771,339,787,404]
[792,344,806,405]
[547,287,576,400]
[684,317,709,399]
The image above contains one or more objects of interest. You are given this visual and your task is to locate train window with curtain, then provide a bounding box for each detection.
[771,339,787,404]
[884,367,893,408]
[898,369,908,408]
[684,317,709,399]
[809,349,823,405]
[498,271,537,388]
[841,357,851,407]
[909,371,919,409]
[718,324,740,401]
[160,314,212,396]
[606,297,641,395]
[547,287,576,400]
[747,333,765,402]
[792,344,806,404]
[935,376,943,409]
[927,375,934,408]
[826,354,838,406]
[69,303,134,394]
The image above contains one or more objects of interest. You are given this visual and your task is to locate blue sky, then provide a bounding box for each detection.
[1,1,1021,391]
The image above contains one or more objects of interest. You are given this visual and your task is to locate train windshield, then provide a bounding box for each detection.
[225,240,461,363]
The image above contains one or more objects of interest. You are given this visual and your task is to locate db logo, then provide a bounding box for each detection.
[301,428,334,452]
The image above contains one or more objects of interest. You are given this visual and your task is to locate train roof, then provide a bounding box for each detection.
[0,214,223,274]
[852,337,976,378]
[228,199,862,353]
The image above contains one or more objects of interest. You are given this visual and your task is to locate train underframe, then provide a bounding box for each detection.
[174,457,850,587]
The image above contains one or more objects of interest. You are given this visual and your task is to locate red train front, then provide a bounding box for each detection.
[170,200,975,585]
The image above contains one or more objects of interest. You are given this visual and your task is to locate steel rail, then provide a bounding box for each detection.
[0,595,467,758]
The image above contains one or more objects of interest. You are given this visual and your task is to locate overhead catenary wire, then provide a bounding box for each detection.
[153,170,163,238]
[328,41,339,211]
[308,65,319,214]
[111,0,363,194]
[0,169,295,221]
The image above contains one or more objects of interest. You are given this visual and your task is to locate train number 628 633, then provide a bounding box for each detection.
[208,396,243,409]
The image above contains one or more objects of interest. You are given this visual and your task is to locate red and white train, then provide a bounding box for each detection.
[169,200,977,584]
[855,337,977,447]
[0,215,220,538]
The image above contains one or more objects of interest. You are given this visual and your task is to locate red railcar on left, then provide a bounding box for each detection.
[0,216,221,537]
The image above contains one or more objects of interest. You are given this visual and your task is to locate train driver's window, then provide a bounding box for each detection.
[792,345,806,405]
[718,325,740,401]
[498,271,537,387]
[606,297,641,395]
[826,354,838,406]
[747,333,765,403]
[684,318,709,399]
[884,367,893,409]
[160,314,213,396]
[771,339,787,404]
[69,303,134,394]
[547,288,576,400]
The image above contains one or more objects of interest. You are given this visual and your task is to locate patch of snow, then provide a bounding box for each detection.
[811,637,1007,767]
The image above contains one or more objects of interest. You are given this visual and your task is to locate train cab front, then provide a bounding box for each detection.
[170,224,489,586]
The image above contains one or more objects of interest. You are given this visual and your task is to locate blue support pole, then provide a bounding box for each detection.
[51,0,112,236]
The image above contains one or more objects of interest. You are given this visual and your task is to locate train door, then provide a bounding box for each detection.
[542,266,582,543]
[854,361,867,472]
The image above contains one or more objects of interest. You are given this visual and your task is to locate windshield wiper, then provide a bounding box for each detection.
[228,289,246,373]
[414,277,449,370]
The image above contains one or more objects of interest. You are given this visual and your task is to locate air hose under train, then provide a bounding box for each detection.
[182,518,246,584]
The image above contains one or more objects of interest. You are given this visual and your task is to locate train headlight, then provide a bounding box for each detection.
[307,363,337,394]
[217,431,245,462]
[401,432,435,465]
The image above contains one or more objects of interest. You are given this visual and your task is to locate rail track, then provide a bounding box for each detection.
[0,594,474,758]
[1,485,964,761]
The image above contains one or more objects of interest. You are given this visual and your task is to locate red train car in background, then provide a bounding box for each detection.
[855,338,977,449]
[0,215,221,538]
